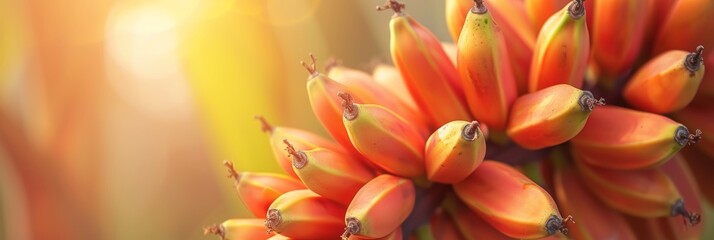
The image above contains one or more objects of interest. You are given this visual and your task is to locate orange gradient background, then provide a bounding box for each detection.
[0,1,447,239]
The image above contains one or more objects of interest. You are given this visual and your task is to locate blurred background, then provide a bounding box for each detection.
[0,0,448,239]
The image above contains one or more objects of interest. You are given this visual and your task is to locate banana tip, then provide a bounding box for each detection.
[545,215,574,235]
[265,209,282,234]
[341,217,361,240]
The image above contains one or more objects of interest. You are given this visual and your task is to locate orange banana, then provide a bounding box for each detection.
[371,63,417,110]
[457,0,518,132]
[644,0,677,43]
[348,228,403,240]
[529,0,590,92]
[342,174,415,240]
[283,140,376,206]
[680,148,714,203]
[524,0,571,33]
[453,160,570,239]
[304,54,374,155]
[554,165,637,240]
[445,0,472,42]
[256,116,344,179]
[575,159,701,225]
[382,0,471,127]
[507,84,604,150]
[623,46,705,114]
[441,194,512,240]
[486,0,537,95]
[223,161,304,218]
[652,0,714,57]
[424,120,485,183]
[203,218,274,240]
[327,64,426,127]
[659,155,706,239]
[340,92,426,177]
[571,105,702,170]
[265,189,347,239]
[590,0,651,80]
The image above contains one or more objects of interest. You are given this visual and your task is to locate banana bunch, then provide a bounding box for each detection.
[205,0,714,239]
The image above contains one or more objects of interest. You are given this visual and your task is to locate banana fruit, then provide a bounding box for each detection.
[507,84,604,150]
[575,159,701,225]
[453,160,571,239]
[382,0,471,127]
[589,0,651,79]
[457,0,518,132]
[623,46,705,114]
[342,174,415,240]
[304,54,374,155]
[203,218,274,240]
[424,120,486,183]
[283,140,376,206]
[265,189,347,239]
[571,105,701,170]
[327,64,426,128]
[529,0,590,92]
[340,92,426,177]
[256,115,344,179]
[554,165,637,240]
[223,161,304,218]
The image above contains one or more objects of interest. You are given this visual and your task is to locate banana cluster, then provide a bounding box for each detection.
[204,0,714,239]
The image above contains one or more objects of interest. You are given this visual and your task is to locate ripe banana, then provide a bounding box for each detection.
[256,115,344,179]
[571,105,702,170]
[453,160,571,239]
[327,64,426,128]
[223,161,304,218]
[424,120,485,183]
[623,46,705,114]
[441,194,512,240]
[486,0,537,95]
[529,0,590,92]
[381,0,471,127]
[457,0,518,132]
[660,155,706,239]
[203,218,274,240]
[265,189,347,239]
[371,63,417,110]
[348,228,402,240]
[341,174,415,240]
[680,148,714,203]
[507,84,604,150]
[554,165,637,240]
[575,159,701,226]
[590,0,651,80]
[445,0,472,42]
[524,0,571,33]
[340,92,426,177]
[652,0,714,57]
[304,53,375,155]
[283,140,375,206]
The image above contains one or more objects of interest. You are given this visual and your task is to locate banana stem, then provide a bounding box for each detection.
[254,115,274,133]
[222,160,240,181]
[415,224,435,240]
[301,53,319,78]
[202,224,224,238]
